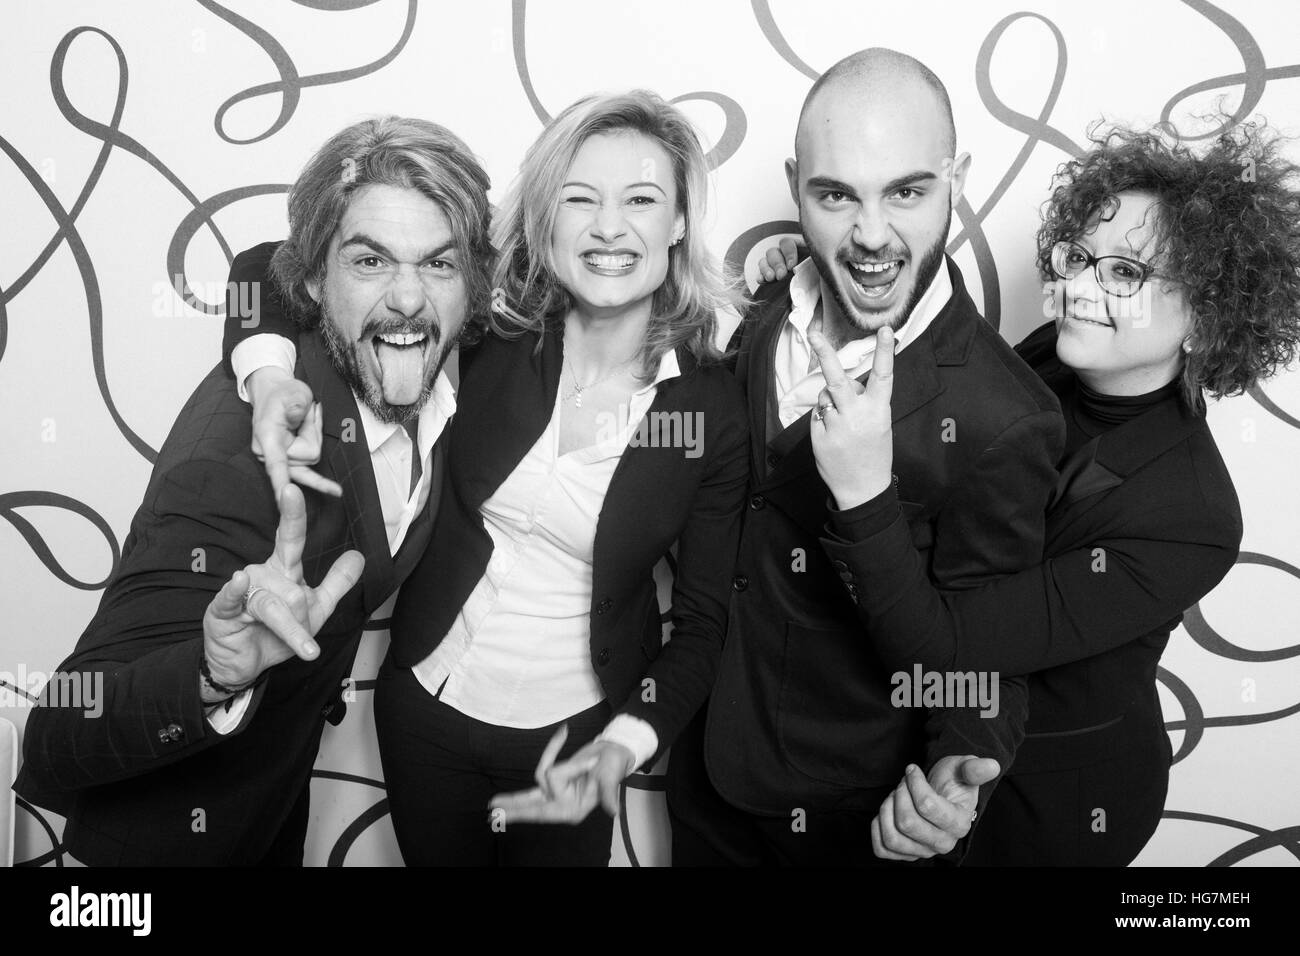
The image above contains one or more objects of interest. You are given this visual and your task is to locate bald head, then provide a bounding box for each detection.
[797,47,956,158]
[783,47,968,342]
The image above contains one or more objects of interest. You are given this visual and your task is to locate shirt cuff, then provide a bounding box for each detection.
[232,334,298,402]
[826,484,901,542]
[204,688,252,735]
[596,714,660,771]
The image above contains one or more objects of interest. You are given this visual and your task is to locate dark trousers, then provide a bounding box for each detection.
[373,654,615,866]
[256,783,311,866]
[963,745,1169,866]
[666,708,908,867]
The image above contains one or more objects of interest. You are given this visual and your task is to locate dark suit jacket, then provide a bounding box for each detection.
[697,258,1064,815]
[820,319,1243,779]
[15,330,440,865]
[220,243,751,768]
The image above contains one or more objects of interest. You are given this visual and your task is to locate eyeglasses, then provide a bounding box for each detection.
[1050,240,1160,299]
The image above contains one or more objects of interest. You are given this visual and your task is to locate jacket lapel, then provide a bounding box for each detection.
[299,333,395,614]
[453,328,561,511]
[757,259,967,503]
[1049,388,1205,540]
[732,282,792,480]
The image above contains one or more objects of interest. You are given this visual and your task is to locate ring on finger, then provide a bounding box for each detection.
[814,401,835,422]
[242,584,265,613]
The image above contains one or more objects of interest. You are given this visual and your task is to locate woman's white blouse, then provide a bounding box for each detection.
[413,351,680,731]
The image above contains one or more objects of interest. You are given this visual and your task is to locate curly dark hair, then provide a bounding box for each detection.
[1037,121,1300,405]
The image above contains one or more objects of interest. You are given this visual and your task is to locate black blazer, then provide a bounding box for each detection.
[821,319,1243,774]
[697,258,1065,815]
[221,243,751,768]
[15,331,440,865]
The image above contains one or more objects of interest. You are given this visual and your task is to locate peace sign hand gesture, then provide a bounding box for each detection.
[807,325,896,511]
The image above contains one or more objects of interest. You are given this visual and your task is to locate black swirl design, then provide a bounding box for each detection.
[1183,553,1300,662]
[0,492,119,590]
[7,2,1298,869]
[200,0,419,145]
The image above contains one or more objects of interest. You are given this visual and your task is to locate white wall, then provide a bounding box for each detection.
[2,0,1297,866]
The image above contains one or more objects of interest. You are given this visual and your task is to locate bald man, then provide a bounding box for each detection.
[665,48,1065,865]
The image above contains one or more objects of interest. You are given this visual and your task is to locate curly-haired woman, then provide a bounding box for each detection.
[763,121,1300,865]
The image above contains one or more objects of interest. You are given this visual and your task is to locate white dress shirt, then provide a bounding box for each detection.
[222,335,662,767]
[209,336,454,731]
[773,256,952,427]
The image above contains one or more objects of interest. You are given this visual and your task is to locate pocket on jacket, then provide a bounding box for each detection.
[775,621,917,788]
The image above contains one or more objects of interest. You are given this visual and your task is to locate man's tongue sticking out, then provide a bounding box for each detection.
[373,335,426,405]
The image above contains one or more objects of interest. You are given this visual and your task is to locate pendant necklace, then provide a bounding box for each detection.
[562,353,635,407]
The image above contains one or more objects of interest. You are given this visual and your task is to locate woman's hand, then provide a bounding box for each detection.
[246,367,341,499]
[755,236,805,283]
[488,725,636,825]
[807,325,896,510]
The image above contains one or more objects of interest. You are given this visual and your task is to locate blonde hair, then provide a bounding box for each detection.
[490,90,743,378]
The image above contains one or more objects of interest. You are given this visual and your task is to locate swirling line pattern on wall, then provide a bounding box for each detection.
[5,0,1296,867]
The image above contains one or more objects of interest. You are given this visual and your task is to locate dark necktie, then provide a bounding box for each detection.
[403,418,422,497]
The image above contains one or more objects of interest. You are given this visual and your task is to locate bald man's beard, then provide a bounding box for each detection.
[811,205,950,338]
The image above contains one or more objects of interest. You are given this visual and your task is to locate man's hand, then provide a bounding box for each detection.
[488,725,636,825]
[201,484,364,695]
[755,236,804,283]
[246,366,342,499]
[807,325,895,511]
[871,756,1001,861]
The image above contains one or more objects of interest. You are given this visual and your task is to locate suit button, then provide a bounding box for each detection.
[732,575,748,592]
[839,570,854,583]
[749,494,766,511]
[596,598,613,614]
[159,722,183,743]
[597,648,611,666]
[832,559,849,572]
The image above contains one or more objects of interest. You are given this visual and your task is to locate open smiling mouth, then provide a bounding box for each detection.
[581,251,640,276]
[846,259,904,300]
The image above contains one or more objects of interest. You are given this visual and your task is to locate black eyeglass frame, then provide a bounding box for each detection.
[1049,240,1164,299]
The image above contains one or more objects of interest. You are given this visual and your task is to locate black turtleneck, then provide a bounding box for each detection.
[1064,376,1182,456]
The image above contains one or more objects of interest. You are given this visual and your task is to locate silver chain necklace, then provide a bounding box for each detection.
[561,353,635,407]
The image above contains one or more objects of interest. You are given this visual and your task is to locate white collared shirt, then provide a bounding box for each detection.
[352,378,457,553]
[773,256,952,428]
[411,351,680,764]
